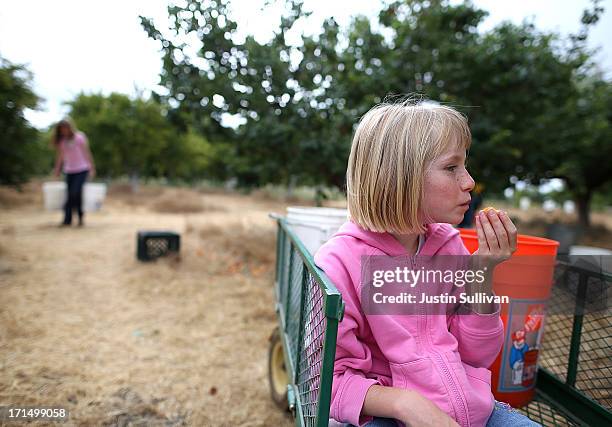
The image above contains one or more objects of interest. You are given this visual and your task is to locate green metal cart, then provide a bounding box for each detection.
[268,217,344,427]
[267,216,611,426]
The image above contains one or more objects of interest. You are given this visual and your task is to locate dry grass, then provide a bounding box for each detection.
[579,224,612,249]
[0,183,293,427]
[152,192,225,214]
[513,217,612,250]
[198,221,276,265]
[0,182,40,208]
[107,183,166,208]
[108,184,226,214]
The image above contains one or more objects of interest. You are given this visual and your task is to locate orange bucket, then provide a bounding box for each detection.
[459,228,559,407]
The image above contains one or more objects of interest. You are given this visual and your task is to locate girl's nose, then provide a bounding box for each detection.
[460,171,475,192]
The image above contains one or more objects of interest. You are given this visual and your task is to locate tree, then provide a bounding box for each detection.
[458,0,609,227]
[68,93,161,188]
[549,78,612,227]
[0,56,49,185]
[142,0,610,224]
[67,92,224,187]
[141,0,312,187]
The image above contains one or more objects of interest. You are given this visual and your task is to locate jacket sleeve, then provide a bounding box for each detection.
[446,234,505,368]
[315,245,379,426]
[448,307,504,368]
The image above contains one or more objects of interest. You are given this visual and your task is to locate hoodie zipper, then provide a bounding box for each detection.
[415,254,470,427]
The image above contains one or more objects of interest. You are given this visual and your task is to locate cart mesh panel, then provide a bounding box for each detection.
[538,264,612,410]
[279,233,291,319]
[519,393,578,426]
[274,220,343,427]
[575,312,612,408]
[296,274,326,426]
[286,246,305,371]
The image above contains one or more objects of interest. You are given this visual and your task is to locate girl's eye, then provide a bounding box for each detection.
[446,160,468,172]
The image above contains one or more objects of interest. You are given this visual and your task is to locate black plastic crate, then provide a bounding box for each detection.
[137,231,180,261]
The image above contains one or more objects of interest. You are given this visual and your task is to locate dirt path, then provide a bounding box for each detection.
[0,184,295,426]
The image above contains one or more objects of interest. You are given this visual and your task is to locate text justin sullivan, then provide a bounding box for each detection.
[373,292,509,304]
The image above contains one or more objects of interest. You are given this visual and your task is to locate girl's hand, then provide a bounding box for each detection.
[396,389,459,427]
[473,209,517,267]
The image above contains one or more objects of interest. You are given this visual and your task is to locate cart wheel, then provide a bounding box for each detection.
[268,327,289,411]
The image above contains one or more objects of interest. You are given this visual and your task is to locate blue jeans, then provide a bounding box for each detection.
[63,170,88,225]
[345,418,397,427]
[346,401,540,427]
[486,401,541,426]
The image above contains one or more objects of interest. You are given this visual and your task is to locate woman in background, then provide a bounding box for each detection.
[52,119,96,227]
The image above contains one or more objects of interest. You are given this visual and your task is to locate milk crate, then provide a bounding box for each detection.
[137,231,180,261]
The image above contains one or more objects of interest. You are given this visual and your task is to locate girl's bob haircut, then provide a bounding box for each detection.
[347,99,471,234]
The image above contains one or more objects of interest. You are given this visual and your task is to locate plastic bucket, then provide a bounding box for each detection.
[42,181,107,212]
[459,228,559,407]
[286,207,348,255]
[83,183,107,212]
[42,182,67,210]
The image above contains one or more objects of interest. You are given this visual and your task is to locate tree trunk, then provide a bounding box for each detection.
[315,185,327,207]
[575,192,591,229]
[286,175,297,200]
[130,171,140,194]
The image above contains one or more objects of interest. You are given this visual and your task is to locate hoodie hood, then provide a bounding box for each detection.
[333,221,462,257]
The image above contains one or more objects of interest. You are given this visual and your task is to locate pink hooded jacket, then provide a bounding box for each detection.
[314,221,504,427]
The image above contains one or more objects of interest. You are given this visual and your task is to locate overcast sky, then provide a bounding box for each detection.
[1,0,610,129]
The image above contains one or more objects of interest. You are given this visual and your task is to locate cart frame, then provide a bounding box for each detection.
[272,217,344,427]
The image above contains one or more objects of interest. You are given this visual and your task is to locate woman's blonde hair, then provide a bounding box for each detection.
[346,99,471,234]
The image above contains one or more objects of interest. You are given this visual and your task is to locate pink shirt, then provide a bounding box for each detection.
[314,221,504,427]
[60,132,91,173]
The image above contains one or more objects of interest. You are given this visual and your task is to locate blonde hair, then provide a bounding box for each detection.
[346,99,471,234]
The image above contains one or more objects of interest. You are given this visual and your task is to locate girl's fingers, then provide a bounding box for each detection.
[499,211,518,252]
[486,210,510,252]
[475,214,489,252]
[479,211,500,250]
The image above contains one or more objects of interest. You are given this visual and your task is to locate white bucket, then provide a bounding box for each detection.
[568,245,612,274]
[286,206,348,255]
[83,183,107,212]
[42,182,66,210]
[42,181,107,212]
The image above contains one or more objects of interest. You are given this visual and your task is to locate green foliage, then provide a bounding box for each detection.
[66,93,226,182]
[158,127,227,180]
[68,93,168,177]
[546,77,612,225]
[140,0,610,224]
[0,56,50,185]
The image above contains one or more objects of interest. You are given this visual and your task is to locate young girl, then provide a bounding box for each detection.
[53,119,96,227]
[314,101,539,427]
